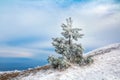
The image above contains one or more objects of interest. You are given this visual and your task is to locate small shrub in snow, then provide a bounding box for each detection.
[84,56,94,65]
[48,56,70,69]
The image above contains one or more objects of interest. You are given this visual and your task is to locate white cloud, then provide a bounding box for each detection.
[64,2,120,49]
[24,40,53,49]
[0,48,33,58]
[0,46,55,58]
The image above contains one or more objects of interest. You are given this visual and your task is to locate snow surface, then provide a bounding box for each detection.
[0,70,20,74]
[9,43,120,80]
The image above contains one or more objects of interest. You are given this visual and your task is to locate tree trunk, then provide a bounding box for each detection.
[68,35,71,45]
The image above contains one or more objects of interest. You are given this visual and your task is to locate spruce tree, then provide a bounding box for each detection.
[48,17,92,69]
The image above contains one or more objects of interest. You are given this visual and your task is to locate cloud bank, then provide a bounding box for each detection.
[0,0,120,58]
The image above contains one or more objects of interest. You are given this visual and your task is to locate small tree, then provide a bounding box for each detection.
[48,17,92,69]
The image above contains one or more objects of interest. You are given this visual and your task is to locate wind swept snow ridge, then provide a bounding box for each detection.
[84,43,120,57]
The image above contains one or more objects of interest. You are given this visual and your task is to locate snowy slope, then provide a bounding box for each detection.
[6,43,120,80]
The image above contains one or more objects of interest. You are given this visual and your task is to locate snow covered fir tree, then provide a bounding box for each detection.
[48,17,93,69]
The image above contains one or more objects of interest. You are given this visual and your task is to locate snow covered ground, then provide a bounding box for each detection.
[0,43,120,80]
[10,43,120,80]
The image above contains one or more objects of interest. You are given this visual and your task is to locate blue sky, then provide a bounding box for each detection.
[0,0,120,59]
